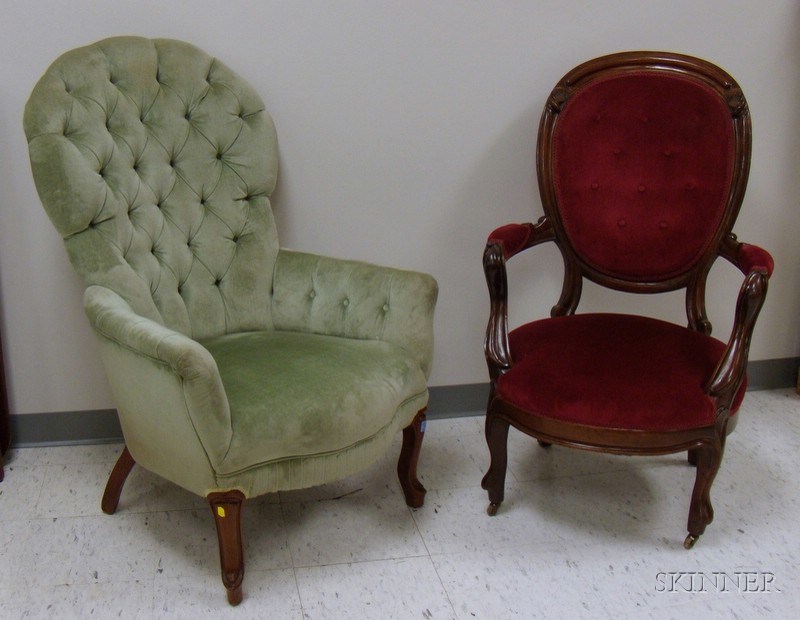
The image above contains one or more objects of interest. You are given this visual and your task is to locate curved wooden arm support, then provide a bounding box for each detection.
[483,242,512,375]
[706,268,769,405]
[484,217,556,377]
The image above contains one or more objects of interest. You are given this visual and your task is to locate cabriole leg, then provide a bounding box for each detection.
[685,439,724,549]
[208,490,246,606]
[398,409,427,508]
[481,413,510,516]
[101,446,136,515]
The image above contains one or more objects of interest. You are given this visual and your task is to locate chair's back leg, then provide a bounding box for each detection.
[101,446,136,514]
[398,408,427,508]
[208,490,246,606]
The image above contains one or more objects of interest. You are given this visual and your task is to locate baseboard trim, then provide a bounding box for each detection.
[9,357,798,448]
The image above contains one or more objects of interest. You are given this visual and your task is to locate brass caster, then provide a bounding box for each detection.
[683,534,699,549]
[487,502,500,516]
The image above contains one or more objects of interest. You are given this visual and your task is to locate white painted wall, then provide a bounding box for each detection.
[1,1,798,414]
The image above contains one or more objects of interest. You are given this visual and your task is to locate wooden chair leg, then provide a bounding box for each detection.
[687,448,699,466]
[398,409,427,508]
[101,446,136,515]
[208,490,246,606]
[685,439,724,549]
[481,413,510,516]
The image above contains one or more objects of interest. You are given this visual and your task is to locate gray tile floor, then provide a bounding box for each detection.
[0,388,798,618]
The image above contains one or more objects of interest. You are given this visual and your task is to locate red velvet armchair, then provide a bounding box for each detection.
[481,52,773,548]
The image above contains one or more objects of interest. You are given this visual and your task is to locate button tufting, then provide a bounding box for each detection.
[613,148,622,155]
[309,290,316,299]
[342,298,350,307]
[663,149,672,157]
[638,184,646,193]
[591,182,599,190]
[382,303,390,312]
[685,182,695,191]
[659,221,669,229]
[618,219,627,228]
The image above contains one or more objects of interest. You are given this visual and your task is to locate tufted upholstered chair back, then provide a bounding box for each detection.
[25,37,280,340]
[538,53,750,289]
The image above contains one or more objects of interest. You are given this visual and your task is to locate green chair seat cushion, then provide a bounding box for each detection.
[202,330,427,475]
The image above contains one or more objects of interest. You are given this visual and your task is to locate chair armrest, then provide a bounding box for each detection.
[83,285,232,467]
[487,216,556,260]
[484,217,556,376]
[719,233,774,277]
[706,240,771,405]
[271,249,438,378]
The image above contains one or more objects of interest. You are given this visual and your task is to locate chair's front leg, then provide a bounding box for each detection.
[101,446,136,514]
[398,408,427,508]
[685,434,725,549]
[208,490,246,606]
[481,410,510,516]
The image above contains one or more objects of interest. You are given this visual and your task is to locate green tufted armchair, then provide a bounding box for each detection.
[24,37,437,605]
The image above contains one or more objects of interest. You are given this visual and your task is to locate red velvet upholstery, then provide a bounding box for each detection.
[496,314,746,432]
[488,223,533,259]
[734,243,774,277]
[553,73,734,281]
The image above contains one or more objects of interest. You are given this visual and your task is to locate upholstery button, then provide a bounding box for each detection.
[659,221,669,229]
[309,290,316,299]
[613,148,622,155]
[214,278,222,287]
[663,149,672,157]
[618,219,626,228]
[593,113,601,121]
[638,184,646,193]
[685,182,695,191]
[382,303,390,312]
[342,298,350,307]
[591,182,599,190]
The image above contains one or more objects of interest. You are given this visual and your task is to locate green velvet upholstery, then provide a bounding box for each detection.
[24,37,437,603]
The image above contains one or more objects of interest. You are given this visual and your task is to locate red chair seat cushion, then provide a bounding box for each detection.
[496,314,744,432]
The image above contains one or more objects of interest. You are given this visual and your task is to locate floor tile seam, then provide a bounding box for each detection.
[291,552,433,571]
